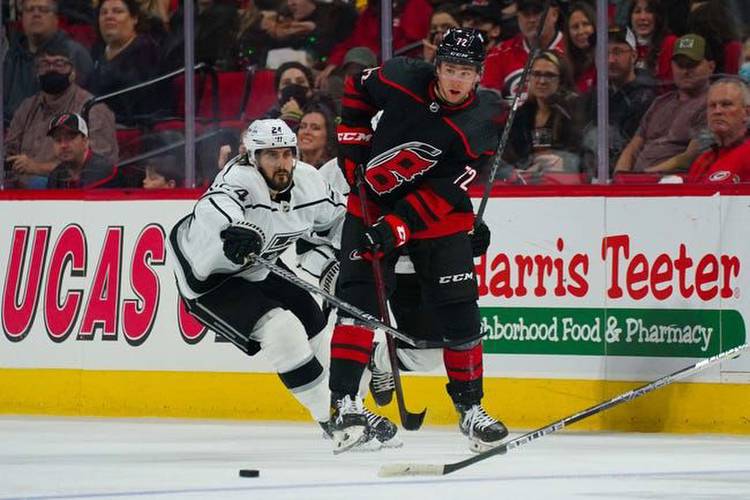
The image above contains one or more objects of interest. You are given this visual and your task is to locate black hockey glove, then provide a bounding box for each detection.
[219,222,264,265]
[470,220,491,257]
[360,214,411,260]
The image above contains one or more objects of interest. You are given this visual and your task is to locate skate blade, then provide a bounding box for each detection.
[378,436,404,449]
[469,438,505,454]
[332,426,368,455]
[349,437,383,452]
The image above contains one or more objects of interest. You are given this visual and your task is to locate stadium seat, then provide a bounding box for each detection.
[242,69,277,121]
[116,127,144,160]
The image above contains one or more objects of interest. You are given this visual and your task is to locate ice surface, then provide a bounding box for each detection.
[1,416,749,500]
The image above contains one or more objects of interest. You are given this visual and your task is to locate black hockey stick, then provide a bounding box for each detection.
[475,0,552,224]
[356,167,427,431]
[379,342,749,477]
[252,255,453,349]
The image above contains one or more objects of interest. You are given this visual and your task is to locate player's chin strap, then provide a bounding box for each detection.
[474,0,552,225]
[251,254,460,349]
[356,165,427,431]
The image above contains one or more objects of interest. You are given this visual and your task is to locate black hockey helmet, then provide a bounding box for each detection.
[435,28,486,70]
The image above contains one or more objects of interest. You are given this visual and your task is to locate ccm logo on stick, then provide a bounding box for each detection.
[439,272,474,284]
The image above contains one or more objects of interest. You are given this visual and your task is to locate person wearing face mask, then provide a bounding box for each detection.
[3,0,93,126]
[5,40,118,189]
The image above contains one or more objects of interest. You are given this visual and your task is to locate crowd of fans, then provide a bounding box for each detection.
[3,0,750,189]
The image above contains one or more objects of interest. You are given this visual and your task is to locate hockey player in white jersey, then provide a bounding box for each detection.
[168,119,398,446]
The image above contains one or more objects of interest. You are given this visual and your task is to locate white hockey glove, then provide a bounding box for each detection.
[219,222,264,265]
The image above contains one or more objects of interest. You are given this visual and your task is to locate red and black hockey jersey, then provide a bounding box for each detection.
[338,57,502,239]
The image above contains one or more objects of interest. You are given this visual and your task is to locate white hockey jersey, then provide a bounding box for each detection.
[169,156,346,299]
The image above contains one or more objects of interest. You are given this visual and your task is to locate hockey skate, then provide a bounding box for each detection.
[368,345,395,406]
[363,407,402,449]
[456,403,509,453]
[330,395,371,454]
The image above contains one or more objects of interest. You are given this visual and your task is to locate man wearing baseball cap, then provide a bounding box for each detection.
[46,112,120,188]
[615,33,715,174]
[482,0,565,101]
[579,25,658,171]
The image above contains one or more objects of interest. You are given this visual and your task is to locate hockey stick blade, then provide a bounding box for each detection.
[379,343,749,477]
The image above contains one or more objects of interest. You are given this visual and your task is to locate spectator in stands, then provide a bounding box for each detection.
[628,0,676,83]
[504,50,582,174]
[686,78,750,183]
[46,112,120,188]
[564,2,596,93]
[89,0,162,125]
[231,2,281,69]
[482,0,565,101]
[422,4,460,63]
[615,34,715,174]
[164,0,238,70]
[269,0,358,66]
[135,0,170,44]
[579,25,657,172]
[5,40,118,189]
[686,1,742,77]
[316,0,432,87]
[297,103,337,169]
[320,46,378,114]
[3,0,93,125]
[461,0,519,46]
[740,37,750,83]
[264,61,315,127]
[142,155,184,188]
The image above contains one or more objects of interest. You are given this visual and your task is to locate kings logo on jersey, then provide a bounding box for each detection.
[259,230,306,261]
[365,141,442,194]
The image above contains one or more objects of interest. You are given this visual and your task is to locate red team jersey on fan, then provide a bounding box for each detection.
[480,32,566,100]
[687,137,750,184]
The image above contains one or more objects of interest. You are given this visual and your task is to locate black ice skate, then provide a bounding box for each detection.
[330,395,370,454]
[368,344,395,406]
[363,407,402,449]
[456,403,509,453]
[319,420,334,439]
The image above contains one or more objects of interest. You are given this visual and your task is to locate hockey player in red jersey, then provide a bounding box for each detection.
[329,28,509,453]
[481,0,565,101]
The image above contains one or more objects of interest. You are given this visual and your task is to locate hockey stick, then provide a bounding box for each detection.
[379,342,749,477]
[475,0,552,224]
[253,255,452,349]
[356,167,427,431]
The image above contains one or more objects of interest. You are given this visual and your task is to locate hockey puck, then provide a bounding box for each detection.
[239,469,260,478]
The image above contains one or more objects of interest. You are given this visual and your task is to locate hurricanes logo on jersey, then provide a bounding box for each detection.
[365,141,442,194]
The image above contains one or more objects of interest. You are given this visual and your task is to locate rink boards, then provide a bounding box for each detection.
[1,187,750,433]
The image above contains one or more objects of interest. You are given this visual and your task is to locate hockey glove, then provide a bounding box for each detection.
[470,220,491,257]
[360,214,411,260]
[319,258,340,317]
[219,222,264,265]
[319,258,340,296]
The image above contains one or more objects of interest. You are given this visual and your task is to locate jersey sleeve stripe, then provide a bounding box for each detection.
[342,96,377,112]
[442,116,481,159]
[209,198,233,223]
[200,191,245,212]
[377,68,425,104]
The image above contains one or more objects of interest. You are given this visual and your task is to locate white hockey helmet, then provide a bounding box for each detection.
[243,119,298,165]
